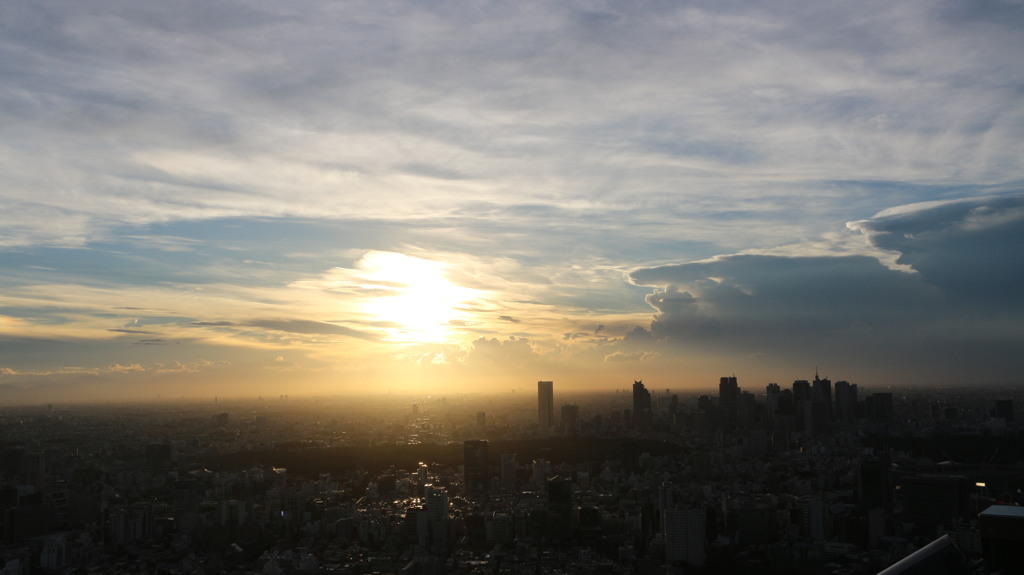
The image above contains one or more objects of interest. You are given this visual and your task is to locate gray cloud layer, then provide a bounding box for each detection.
[629,195,1024,382]
[2,0,1022,252]
[1,1,1023,392]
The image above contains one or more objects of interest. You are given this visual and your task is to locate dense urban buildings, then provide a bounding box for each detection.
[1,377,1022,574]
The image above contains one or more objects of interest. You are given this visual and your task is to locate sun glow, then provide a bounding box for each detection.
[354,252,482,343]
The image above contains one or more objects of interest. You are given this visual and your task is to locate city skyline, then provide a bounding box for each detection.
[2,1,1023,402]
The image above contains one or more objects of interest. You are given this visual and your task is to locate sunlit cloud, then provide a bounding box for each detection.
[0,1,1021,397]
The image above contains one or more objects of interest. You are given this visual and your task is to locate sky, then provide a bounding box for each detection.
[1,0,1023,402]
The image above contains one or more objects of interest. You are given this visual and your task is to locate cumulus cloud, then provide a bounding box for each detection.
[850,194,1024,307]
[464,336,541,369]
[0,1,1022,393]
[628,195,1024,381]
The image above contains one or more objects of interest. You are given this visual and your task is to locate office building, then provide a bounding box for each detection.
[632,380,652,431]
[463,440,489,494]
[719,376,739,429]
[538,381,554,429]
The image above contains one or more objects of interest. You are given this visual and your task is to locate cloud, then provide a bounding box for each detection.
[1,0,1020,253]
[464,336,541,369]
[850,194,1024,307]
[628,195,1024,382]
[604,350,658,363]
[632,254,939,339]
[244,319,377,340]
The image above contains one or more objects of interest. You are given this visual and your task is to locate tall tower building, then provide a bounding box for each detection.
[834,380,857,421]
[463,440,489,494]
[547,476,573,540]
[538,381,554,429]
[765,383,781,421]
[560,404,579,434]
[500,453,518,491]
[424,484,449,549]
[792,379,810,429]
[632,380,653,431]
[719,376,739,429]
[812,371,833,419]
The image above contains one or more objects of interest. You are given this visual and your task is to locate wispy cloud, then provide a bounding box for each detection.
[0,1,1021,395]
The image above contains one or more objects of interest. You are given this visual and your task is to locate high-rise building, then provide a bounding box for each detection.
[424,484,449,549]
[719,376,739,429]
[792,379,810,430]
[765,383,781,421]
[994,398,1014,422]
[500,453,517,491]
[547,476,573,540]
[902,474,970,536]
[857,452,893,514]
[812,372,833,419]
[663,507,707,566]
[538,381,554,429]
[835,380,857,421]
[867,392,894,424]
[980,505,1024,574]
[632,380,653,431]
[560,404,579,434]
[463,440,489,494]
[531,458,550,486]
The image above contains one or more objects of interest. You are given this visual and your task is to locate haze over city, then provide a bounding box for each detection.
[2,0,1023,402]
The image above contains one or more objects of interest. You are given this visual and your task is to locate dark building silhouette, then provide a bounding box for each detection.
[792,379,810,430]
[719,376,739,429]
[812,372,832,419]
[547,476,573,541]
[620,441,641,473]
[560,404,579,435]
[632,380,652,431]
[993,398,1014,422]
[463,440,489,494]
[979,505,1024,574]
[537,381,554,429]
[858,453,894,514]
[765,383,781,420]
[867,392,895,424]
[835,380,858,421]
[500,452,517,491]
[900,474,969,535]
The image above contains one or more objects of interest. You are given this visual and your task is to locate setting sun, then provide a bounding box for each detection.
[354,252,482,343]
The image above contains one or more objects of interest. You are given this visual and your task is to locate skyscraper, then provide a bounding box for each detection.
[719,376,739,429]
[560,403,579,434]
[835,380,857,421]
[500,452,517,491]
[463,440,489,494]
[547,476,573,540]
[538,381,554,429]
[632,380,652,431]
[812,372,833,419]
[663,507,707,566]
